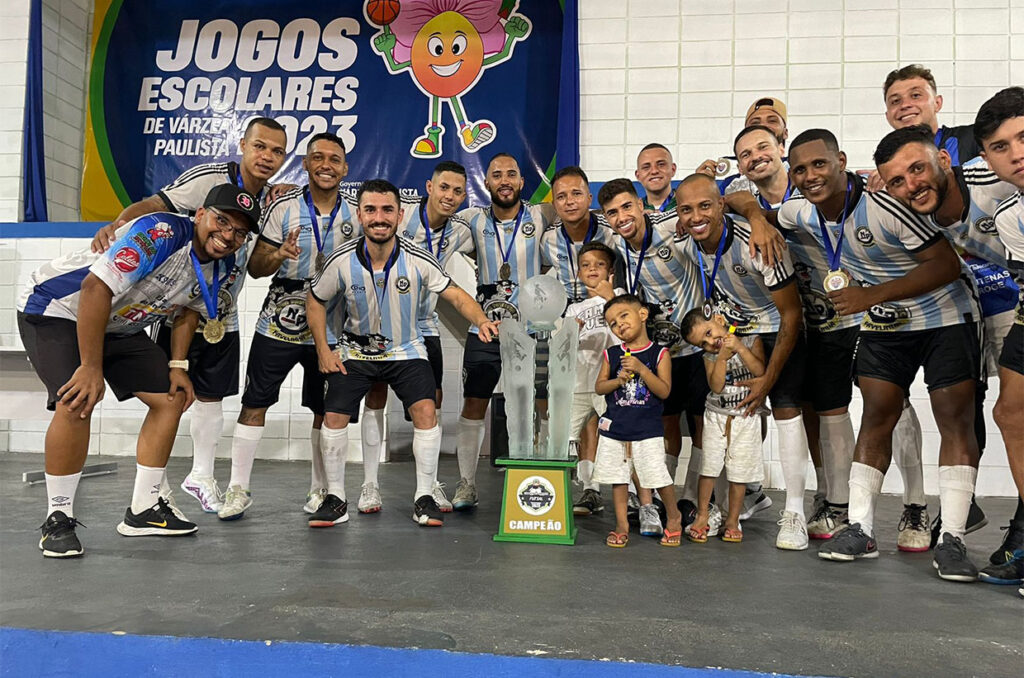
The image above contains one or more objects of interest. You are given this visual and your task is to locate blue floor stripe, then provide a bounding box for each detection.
[0,627,815,678]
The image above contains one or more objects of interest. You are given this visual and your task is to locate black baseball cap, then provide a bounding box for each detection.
[202,184,261,233]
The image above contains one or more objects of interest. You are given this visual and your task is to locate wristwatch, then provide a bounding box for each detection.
[168,360,189,370]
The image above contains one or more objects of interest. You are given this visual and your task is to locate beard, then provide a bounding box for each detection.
[489,187,521,210]
[364,221,396,244]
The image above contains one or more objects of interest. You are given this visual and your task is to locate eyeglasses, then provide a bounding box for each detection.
[207,208,252,244]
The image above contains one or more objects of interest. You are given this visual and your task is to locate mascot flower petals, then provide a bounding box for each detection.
[367,0,532,158]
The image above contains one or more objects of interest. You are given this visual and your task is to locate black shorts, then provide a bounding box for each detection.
[461,332,549,400]
[802,326,859,412]
[999,323,1024,375]
[759,331,807,411]
[242,332,326,414]
[663,353,709,417]
[424,335,443,387]
[856,323,981,392]
[325,359,436,417]
[156,324,240,399]
[17,312,170,411]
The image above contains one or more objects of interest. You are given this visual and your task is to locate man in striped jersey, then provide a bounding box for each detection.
[451,153,553,511]
[307,179,498,528]
[675,173,809,551]
[974,88,1024,586]
[801,129,982,582]
[636,144,678,214]
[697,96,790,198]
[21,184,259,557]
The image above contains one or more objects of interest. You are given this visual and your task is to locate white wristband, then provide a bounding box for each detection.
[168,360,189,370]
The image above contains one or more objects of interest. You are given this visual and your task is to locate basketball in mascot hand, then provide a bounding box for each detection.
[366,0,401,26]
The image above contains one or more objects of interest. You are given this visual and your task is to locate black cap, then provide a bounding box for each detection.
[202,184,261,233]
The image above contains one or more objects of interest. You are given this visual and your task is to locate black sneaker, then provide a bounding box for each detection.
[116,497,198,537]
[988,519,1024,565]
[932,533,978,582]
[39,511,84,558]
[818,523,878,561]
[979,549,1024,585]
[677,498,698,528]
[308,494,349,528]
[572,488,604,516]
[413,495,444,527]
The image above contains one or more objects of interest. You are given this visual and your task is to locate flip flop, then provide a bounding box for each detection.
[605,531,629,548]
[686,525,709,544]
[661,527,683,547]
[722,527,743,543]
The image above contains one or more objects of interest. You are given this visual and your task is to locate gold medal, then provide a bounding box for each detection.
[499,262,511,281]
[715,158,731,177]
[202,318,226,344]
[316,251,326,273]
[823,269,850,292]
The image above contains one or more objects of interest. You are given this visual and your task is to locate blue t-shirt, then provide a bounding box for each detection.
[599,341,668,442]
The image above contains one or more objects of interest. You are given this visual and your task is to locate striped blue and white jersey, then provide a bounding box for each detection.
[677,215,796,335]
[994,192,1024,325]
[539,213,617,305]
[931,161,1013,268]
[309,236,452,361]
[18,213,243,335]
[613,212,703,357]
[459,202,550,332]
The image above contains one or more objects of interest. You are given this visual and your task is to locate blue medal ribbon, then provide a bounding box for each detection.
[624,218,653,296]
[189,250,232,321]
[815,178,852,272]
[490,204,525,278]
[757,180,793,211]
[235,166,263,205]
[421,202,450,260]
[695,222,729,307]
[304,186,342,258]
[363,239,401,333]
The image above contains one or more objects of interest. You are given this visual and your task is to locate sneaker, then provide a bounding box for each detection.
[776,510,809,551]
[988,519,1024,565]
[706,503,723,538]
[117,497,198,536]
[413,495,444,526]
[929,498,989,549]
[573,488,604,516]
[217,485,252,521]
[181,474,223,513]
[807,502,849,540]
[431,482,453,513]
[627,491,641,514]
[160,488,188,521]
[451,478,478,511]
[639,503,663,537]
[357,482,383,514]
[308,494,349,528]
[932,533,978,582]
[740,487,773,521]
[979,549,1024,585]
[897,503,930,552]
[812,492,827,521]
[677,498,698,528]
[818,523,879,561]
[39,511,84,558]
[303,488,326,515]
[652,495,667,523]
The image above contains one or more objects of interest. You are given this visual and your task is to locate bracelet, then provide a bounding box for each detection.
[168,360,189,370]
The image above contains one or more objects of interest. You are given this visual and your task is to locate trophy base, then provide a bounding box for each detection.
[493,458,578,545]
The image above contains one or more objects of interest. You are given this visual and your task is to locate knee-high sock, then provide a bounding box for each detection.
[309,428,324,491]
[578,459,598,491]
[814,466,827,500]
[819,412,855,505]
[848,462,884,536]
[131,464,165,514]
[893,403,926,505]
[938,465,977,541]
[413,425,442,500]
[189,399,222,478]
[776,415,810,518]
[682,447,702,502]
[361,407,385,486]
[319,426,348,500]
[46,472,81,519]
[456,416,484,483]
[228,423,264,491]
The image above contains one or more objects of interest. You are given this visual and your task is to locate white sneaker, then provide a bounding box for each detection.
[740,487,773,520]
[452,478,478,511]
[776,510,809,551]
[217,485,252,521]
[639,503,663,537]
[707,503,723,538]
[357,482,383,514]
[432,482,453,512]
[181,473,223,513]
[303,488,327,514]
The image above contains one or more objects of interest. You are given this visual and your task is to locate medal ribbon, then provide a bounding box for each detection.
[815,178,852,272]
[189,250,233,321]
[304,186,342,259]
[421,202,450,260]
[490,204,525,278]
[656,194,673,213]
[363,239,401,334]
[757,180,793,211]
[695,222,729,304]
[561,213,598,299]
[235,166,263,205]
[624,218,654,296]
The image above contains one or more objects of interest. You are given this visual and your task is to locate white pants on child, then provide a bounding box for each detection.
[593,435,672,488]
[701,410,763,484]
[569,392,606,441]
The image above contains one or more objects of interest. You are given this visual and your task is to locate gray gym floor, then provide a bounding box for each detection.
[0,452,1020,677]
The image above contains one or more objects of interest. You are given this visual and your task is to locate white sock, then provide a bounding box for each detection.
[131,464,165,514]
[578,459,597,491]
[413,425,442,501]
[683,447,702,502]
[664,454,679,484]
[361,407,385,486]
[893,403,926,505]
[456,416,484,483]
[814,466,827,499]
[776,415,810,519]
[848,462,884,536]
[819,412,855,505]
[188,399,222,478]
[320,426,348,500]
[310,428,325,492]
[938,465,977,541]
[45,472,81,518]
[228,423,264,491]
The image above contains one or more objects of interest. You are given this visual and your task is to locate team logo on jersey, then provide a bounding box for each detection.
[516,476,555,516]
[147,222,173,241]
[855,226,875,246]
[732,264,748,277]
[975,216,997,235]
[237,193,254,210]
[522,222,536,238]
[802,290,839,331]
[652,319,682,349]
[341,223,354,237]
[113,247,141,273]
[659,298,676,315]
[863,303,911,331]
[395,276,411,293]
[657,245,672,261]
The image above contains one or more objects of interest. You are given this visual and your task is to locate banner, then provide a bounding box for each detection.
[81,0,577,221]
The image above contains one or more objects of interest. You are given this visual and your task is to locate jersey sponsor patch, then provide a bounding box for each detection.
[114,247,141,273]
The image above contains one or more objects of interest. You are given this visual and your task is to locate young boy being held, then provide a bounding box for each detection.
[594,294,684,547]
[681,309,767,543]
